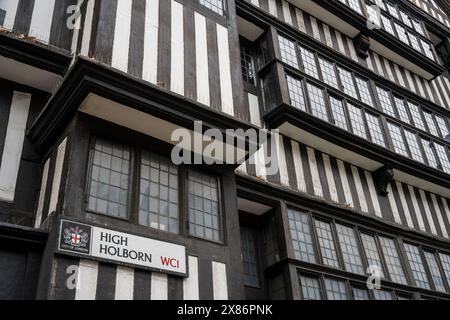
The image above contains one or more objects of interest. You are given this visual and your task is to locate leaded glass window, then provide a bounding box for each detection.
[279,35,298,69]
[287,75,306,111]
[315,220,340,268]
[336,224,364,274]
[404,243,430,289]
[379,237,408,285]
[87,138,130,218]
[288,209,316,263]
[188,170,221,241]
[324,278,348,300]
[139,151,179,233]
[300,275,322,300]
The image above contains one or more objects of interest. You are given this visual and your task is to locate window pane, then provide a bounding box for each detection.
[87,138,130,218]
[336,224,364,274]
[412,20,424,36]
[300,46,319,78]
[377,87,396,117]
[288,209,316,263]
[315,220,340,268]
[287,75,306,111]
[361,233,384,278]
[404,243,430,289]
[408,102,426,131]
[423,112,439,136]
[330,97,349,130]
[348,0,362,14]
[352,287,369,300]
[420,40,434,60]
[439,253,450,289]
[421,138,438,168]
[435,143,450,173]
[424,251,446,293]
[279,35,298,69]
[307,83,328,122]
[373,289,394,300]
[435,116,449,139]
[139,151,179,233]
[299,275,322,300]
[394,22,409,45]
[240,44,255,85]
[366,113,386,147]
[400,10,413,28]
[356,77,374,107]
[199,0,224,15]
[381,15,395,35]
[408,33,421,52]
[404,130,424,163]
[338,67,358,99]
[324,278,348,300]
[394,97,410,124]
[379,237,408,285]
[188,170,221,241]
[348,104,367,139]
[319,58,339,88]
[386,2,399,19]
[388,122,408,157]
[240,226,260,287]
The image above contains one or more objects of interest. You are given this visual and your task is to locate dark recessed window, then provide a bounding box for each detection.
[240,44,256,85]
[199,0,224,15]
[240,226,260,287]
[87,137,131,218]
[139,151,179,234]
[188,169,221,242]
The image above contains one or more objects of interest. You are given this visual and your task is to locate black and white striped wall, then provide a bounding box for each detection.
[46,254,228,300]
[74,0,248,121]
[0,0,76,52]
[244,0,450,112]
[237,134,450,240]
